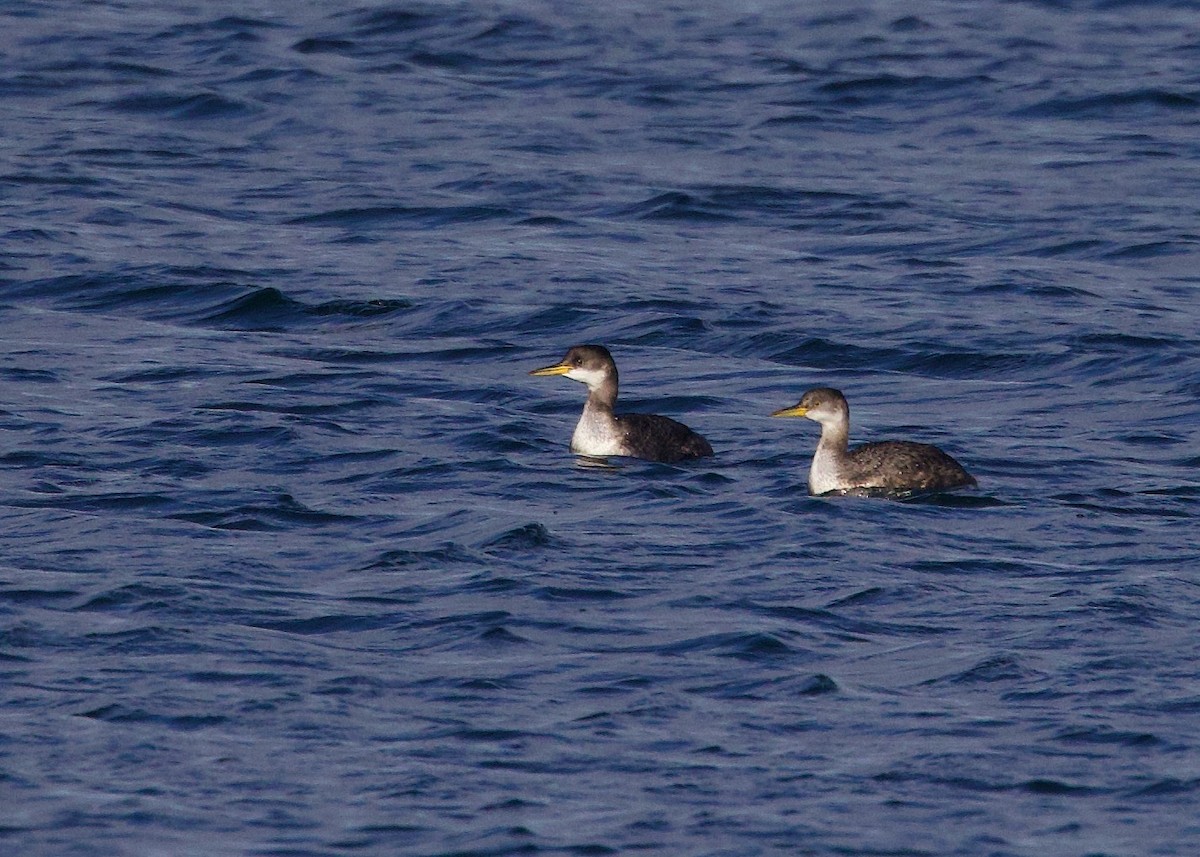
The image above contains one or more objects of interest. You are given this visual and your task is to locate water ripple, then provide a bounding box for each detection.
[3,1,1199,855]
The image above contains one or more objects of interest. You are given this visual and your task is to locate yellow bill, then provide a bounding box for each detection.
[530,362,571,377]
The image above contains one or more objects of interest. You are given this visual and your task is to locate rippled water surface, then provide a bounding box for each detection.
[3,2,1199,855]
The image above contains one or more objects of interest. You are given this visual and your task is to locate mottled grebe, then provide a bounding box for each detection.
[772,387,975,495]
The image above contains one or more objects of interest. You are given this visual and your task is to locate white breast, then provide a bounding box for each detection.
[570,409,627,457]
[808,446,844,495]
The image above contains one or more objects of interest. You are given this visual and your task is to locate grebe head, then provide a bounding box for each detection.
[771,387,849,429]
[529,344,616,392]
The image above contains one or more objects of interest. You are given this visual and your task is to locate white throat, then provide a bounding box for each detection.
[565,365,609,389]
[807,412,847,495]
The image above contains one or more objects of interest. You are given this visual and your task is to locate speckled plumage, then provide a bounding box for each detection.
[773,387,975,495]
[611,413,714,463]
[531,344,713,464]
[826,440,976,493]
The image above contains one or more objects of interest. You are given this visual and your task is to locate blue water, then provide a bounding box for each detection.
[3,1,1199,854]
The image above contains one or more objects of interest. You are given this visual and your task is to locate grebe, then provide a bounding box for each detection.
[530,345,713,463]
[772,387,975,495]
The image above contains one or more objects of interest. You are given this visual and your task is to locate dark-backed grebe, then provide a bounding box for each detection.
[530,345,713,463]
[772,387,975,495]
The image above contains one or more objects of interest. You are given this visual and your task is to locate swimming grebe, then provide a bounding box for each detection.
[772,387,975,494]
[530,344,713,463]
